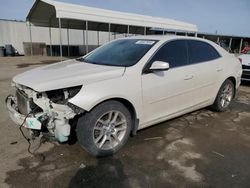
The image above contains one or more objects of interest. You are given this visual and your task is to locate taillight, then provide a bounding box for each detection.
[238,58,242,63]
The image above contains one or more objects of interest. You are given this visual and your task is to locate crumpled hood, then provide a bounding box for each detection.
[13,59,125,92]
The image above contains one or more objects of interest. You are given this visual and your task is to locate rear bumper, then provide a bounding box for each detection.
[6,95,28,127]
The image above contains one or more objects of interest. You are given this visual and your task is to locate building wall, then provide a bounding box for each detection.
[0,19,119,55]
[0,20,29,54]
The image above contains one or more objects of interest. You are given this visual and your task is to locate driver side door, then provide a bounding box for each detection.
[141,40,196,125]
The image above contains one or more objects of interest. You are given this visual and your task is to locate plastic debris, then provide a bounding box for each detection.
[144,137,163,141]
[79,163,86,169]
[212,151,225,158]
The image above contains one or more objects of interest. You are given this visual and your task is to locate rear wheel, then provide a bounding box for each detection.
[77,101,132,157]
[211,79,235,112]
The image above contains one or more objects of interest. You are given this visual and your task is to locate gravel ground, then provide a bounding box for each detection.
[0,56,250,188]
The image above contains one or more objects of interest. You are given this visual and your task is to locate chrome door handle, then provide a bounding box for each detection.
[184,75,194,80]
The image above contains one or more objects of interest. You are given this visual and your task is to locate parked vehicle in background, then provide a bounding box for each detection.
[6,36,242,157]
[239,50,250,81]
[241,46,250,54]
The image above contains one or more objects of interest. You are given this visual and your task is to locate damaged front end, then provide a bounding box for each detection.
[6,84,84,142]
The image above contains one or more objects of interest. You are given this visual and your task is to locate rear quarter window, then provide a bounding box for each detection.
[188,40,221,64]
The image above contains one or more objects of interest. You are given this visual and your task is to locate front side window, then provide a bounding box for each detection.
[149,40,188,68]
[80,39,158,67]
[188,40,221,64]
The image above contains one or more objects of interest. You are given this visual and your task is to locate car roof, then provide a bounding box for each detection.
[124,35,223,50]
[123,35,228,56]
[125,35,203,42]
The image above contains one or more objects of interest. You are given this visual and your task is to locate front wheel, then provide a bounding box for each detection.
[77,101,132,157]
[211,79,235,112]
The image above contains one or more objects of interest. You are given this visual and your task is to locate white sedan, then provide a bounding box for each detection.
[6,36,242,156]
[239,51,250,81]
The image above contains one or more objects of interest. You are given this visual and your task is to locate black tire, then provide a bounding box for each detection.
[77,100,132,157]
[210,79,235,112]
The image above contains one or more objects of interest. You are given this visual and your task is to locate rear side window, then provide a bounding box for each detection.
[188,40,221,64]
[150,40,188,68]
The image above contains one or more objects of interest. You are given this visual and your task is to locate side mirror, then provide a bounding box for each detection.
[149,61,170,71]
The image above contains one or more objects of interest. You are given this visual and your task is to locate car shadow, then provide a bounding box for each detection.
[68,157,132,188]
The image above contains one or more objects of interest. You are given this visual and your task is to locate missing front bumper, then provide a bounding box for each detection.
[6,94,73,142]
[5,95,42,130]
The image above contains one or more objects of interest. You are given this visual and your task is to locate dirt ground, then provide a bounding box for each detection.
[0,56,250,188]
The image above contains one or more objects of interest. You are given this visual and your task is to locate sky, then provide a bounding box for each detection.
[0,0,249,37]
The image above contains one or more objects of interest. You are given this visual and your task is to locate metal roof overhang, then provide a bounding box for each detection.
[26,0,198,33]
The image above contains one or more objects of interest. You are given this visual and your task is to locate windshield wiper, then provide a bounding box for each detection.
[76,58,100,65]
[76,57,85,62]
[76,58,125,67]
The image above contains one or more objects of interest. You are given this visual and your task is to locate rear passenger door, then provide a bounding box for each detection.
[187,40,222,105]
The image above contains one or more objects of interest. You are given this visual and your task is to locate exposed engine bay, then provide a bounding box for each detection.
[6,84,84,142]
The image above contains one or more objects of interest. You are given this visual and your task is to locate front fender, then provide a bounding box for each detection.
[68,77,143,120]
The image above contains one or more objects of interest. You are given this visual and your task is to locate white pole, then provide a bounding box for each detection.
[217,37,220,43]
[239,38,243,53]
[144,27,146,35]
[108,23,111,41]
[67,28,70,56]
[49,27,52,56]
[83,22,85,55]
[58,18,63,61]
[96,23,100,46]
[97,31,99,46]
[127,25,130,37]
[29,22,33,56]
[229,38,232,52]
[86,21,89,54]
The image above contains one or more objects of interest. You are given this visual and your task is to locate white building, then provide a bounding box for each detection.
[0,0,198,56]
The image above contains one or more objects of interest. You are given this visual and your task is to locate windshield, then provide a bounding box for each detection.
[81,39,158,67]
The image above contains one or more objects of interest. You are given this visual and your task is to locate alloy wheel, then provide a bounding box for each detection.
[93,110,127,150]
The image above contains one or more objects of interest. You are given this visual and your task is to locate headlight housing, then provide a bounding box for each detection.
[46,86,82,104]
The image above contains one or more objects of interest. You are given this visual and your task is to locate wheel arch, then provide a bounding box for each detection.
[226,76,237,98]
[210,76,237,112]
